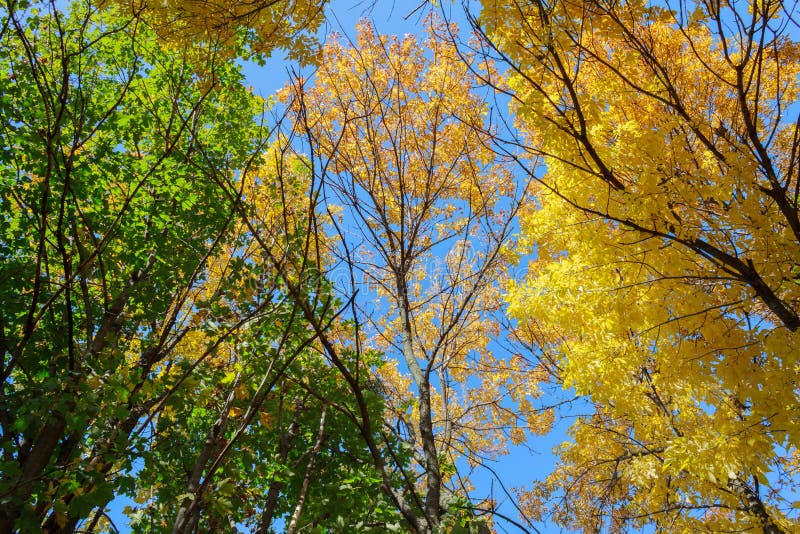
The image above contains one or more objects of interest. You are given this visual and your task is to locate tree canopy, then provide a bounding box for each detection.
[477,0,800,530]
[1,0,799,532]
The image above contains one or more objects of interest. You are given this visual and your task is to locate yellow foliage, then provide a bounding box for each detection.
[292,17,551,508]
[102,0,327,64]
[487,0,800,530]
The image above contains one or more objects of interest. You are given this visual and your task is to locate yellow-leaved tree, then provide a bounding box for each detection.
[281,18,552,532]
[103,0,327,62]
[473,0,800,531]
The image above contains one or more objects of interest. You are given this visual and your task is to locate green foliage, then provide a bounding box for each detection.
[0,4,411,532]
[128,337,402,532]
[0,1,265,530]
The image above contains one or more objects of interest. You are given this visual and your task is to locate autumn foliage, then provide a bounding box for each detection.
[480,0,800,530]
[1,0,799,532]
[282,19,549,531]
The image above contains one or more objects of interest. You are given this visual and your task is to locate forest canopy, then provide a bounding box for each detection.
[0,0,798,532]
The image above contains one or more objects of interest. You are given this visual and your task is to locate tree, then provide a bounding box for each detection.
[126,146,403,534]
[0,2,295,530]
[283,18,551,532]
[102,0,328,63]
[473,0,800,530]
